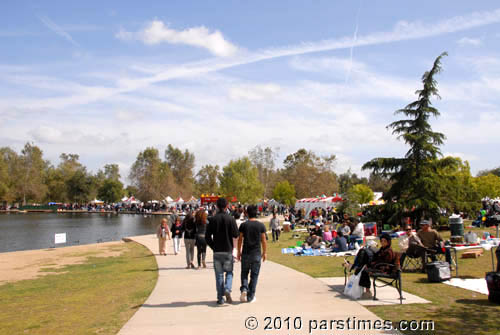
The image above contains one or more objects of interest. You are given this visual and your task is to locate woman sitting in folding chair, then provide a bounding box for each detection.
[400,225,427,272]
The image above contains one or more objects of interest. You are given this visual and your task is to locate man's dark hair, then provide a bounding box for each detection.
[216,197,228,210]
[247,205,258,218]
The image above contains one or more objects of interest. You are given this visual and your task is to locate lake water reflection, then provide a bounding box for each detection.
[0,213,165,253]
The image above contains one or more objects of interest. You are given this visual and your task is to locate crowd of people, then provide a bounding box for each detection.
[300,212,366,253]
[155,198,268,305]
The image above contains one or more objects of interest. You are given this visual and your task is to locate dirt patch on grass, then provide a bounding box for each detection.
[0,241,125,284]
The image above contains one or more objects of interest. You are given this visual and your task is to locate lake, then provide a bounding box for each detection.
[0,213,167,253]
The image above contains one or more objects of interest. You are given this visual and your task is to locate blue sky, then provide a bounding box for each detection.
[1,1,500,184]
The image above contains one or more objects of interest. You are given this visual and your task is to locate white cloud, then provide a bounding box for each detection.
[457,37,482,46]
[228,83,281,101]
[114,110,144,121]
[117,20,238,57]
[443,152,479,162]
[38,15,79,47]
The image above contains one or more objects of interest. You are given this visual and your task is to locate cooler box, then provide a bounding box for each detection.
[363,222,377,236]
[486,272,500,303]
[426,261,451,282]
[283,222,290,232]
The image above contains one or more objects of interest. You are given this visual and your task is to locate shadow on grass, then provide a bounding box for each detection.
[455,298,493,306]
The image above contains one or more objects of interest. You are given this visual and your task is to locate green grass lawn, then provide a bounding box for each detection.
[267,224,500,335]
[0,241,158,335]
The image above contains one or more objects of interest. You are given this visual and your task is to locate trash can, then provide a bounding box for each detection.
[449,215,464,243]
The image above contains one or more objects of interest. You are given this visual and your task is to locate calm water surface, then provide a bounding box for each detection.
[0,213,167,253]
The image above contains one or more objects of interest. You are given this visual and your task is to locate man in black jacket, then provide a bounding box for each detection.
[206,198,239,305]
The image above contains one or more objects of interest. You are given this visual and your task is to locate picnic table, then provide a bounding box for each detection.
[447,245,496,277]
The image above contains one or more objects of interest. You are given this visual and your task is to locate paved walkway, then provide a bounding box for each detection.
[119,234,397,335]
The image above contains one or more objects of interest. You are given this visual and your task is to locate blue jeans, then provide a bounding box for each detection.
[213,252,234,302]
[240,253,262,301]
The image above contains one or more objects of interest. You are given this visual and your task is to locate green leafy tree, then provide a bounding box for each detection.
[129,148,172,201]
[195,164,220,196]
[0,151,9,202]
[437,158,480,215]
[98,179,124,203]
[367,172,392,194]
[0,147,20,203]
[248,145,279,199]
[165,145,195,198]
[362,52,456,225]
[125,185,139,197]
[282,149,338,198]
[338,169,368,194]
[44,166,67,202]
[477,167,500,177]
[17,143,48,204]
[350,184,374,205]
[103,164,121,181]
[55,153,86,202]
[67,169,92,203]
[220,157,264,203]
[474,174,500,199]
[272,180,296,206]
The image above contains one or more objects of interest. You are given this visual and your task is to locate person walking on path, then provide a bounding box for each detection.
[156,218,171,256]
[205,198,239,305]
[237,205,267,303]
[195,209,208,269]
[270,213,281,242]
[182,213,197,269]
[171,216,184,255]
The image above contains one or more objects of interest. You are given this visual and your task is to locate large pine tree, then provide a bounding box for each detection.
[362,52,456,226]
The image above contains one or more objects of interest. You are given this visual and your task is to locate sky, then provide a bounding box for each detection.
[1,1,500,185]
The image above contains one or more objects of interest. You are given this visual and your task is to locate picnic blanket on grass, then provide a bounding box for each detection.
[281,247,359,257]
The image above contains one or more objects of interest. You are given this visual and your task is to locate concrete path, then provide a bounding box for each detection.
[119,234,398,335]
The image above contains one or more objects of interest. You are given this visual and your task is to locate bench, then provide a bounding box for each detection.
[344,251,404,304]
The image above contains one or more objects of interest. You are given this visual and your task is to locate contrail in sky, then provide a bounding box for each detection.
[38,15,80,47]
[345,0,363,84]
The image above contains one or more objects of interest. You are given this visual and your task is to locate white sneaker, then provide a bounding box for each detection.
[248,296,257,303]
[240,291,247,302]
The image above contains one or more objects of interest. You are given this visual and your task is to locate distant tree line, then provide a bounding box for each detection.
[0,142,395,206]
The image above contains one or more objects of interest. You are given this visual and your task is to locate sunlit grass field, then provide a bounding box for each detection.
[0,242,158,335]
[267,223,500,335]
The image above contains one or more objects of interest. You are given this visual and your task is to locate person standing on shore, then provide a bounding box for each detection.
[237,205,267,303]
[171,217,184,255]
[205,198,239,305]
[195,209,208,269]
[270,213,281,242]
[156,218,171,256]
[182,213,197,269]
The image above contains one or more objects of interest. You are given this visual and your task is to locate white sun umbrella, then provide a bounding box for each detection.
[165,196,174,204]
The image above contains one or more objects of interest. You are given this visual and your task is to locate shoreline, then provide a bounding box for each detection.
[0,209,172,215]
[0,235,153,255]
[0,238,140,285]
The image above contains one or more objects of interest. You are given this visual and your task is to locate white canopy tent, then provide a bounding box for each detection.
[165,196,174,204]
[187,196,198,205]
[294,195,343,219]
[175,197,184,205]
[124,196,140,205]
[90,199,104,205]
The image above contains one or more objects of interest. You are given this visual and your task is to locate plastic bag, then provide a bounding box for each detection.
[344,266,364,299]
